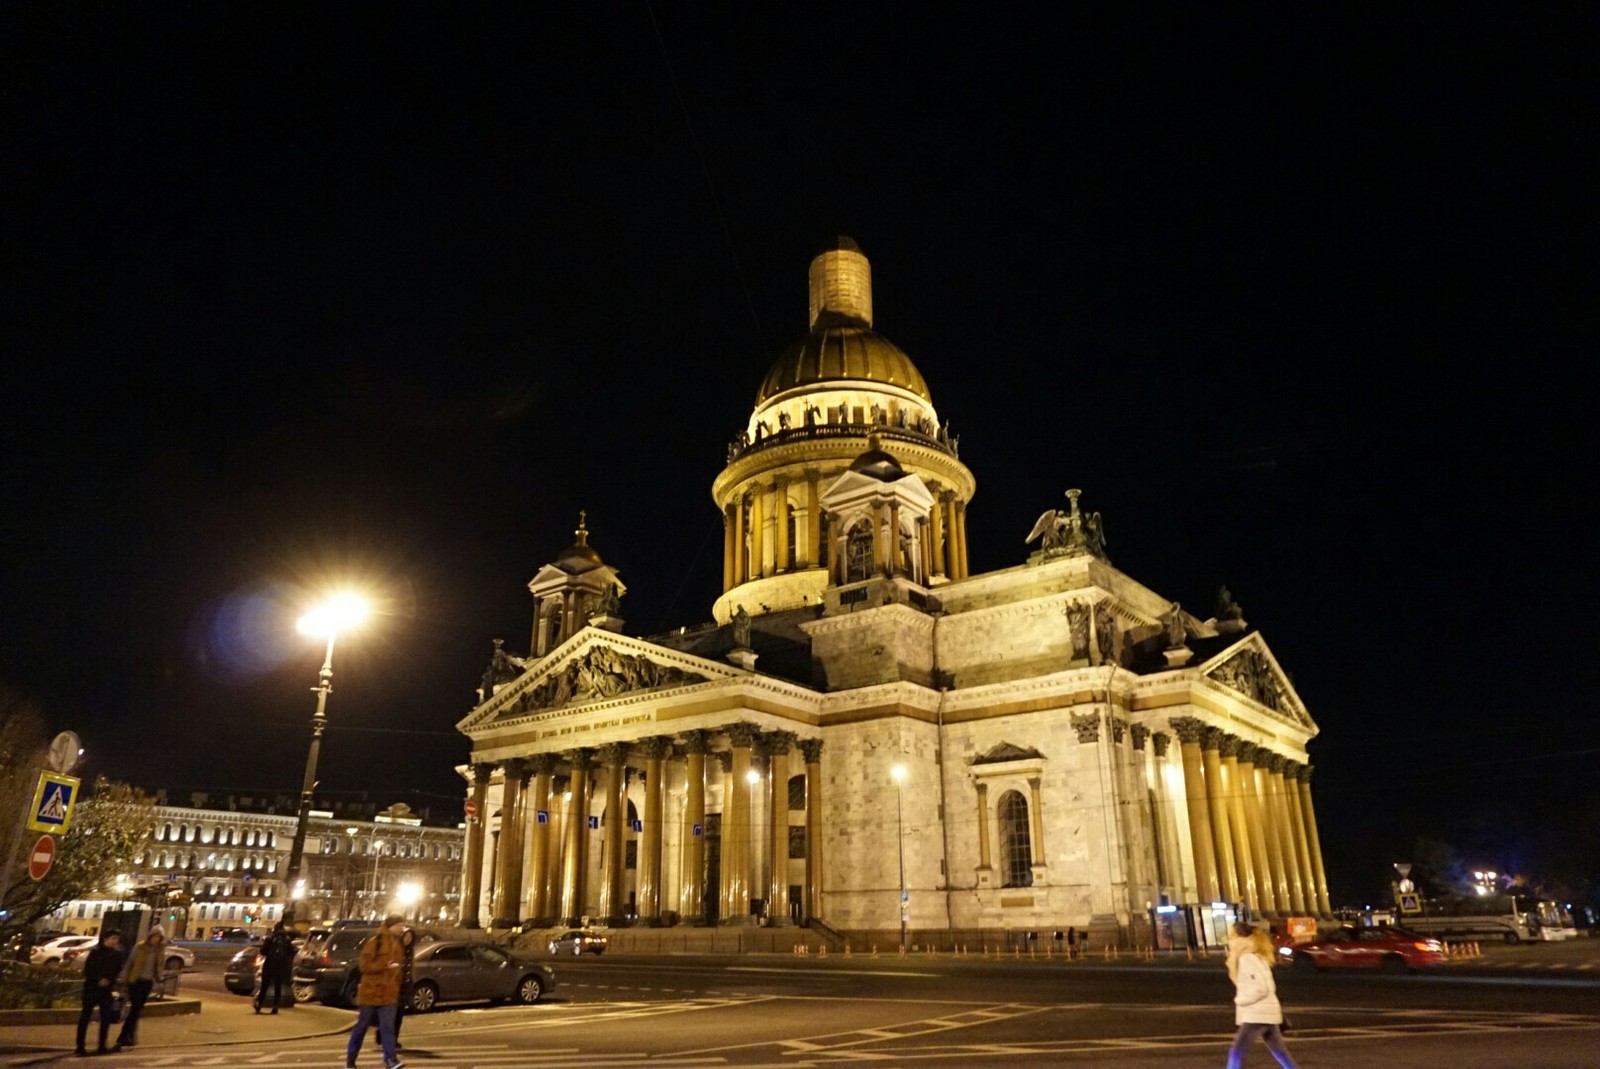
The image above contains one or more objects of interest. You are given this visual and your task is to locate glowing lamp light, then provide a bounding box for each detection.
[394,882,421,908]
[746,769,762,785]
[297,592,370,637]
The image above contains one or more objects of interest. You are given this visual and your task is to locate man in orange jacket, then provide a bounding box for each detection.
[345,915,407,1069]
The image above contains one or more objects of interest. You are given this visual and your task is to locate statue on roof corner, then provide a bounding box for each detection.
[1026,489,1109,561]
[477,638,525,703]
[731,604,752,650]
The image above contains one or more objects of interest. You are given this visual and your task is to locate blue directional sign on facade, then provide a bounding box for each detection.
[27,772,81,834]
[536,810,549,825]
[632,819,643,832]
[693,823,702,838]
[587,815,599,829]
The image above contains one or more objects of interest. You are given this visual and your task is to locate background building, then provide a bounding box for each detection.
[455,241,1331,948]
[47,794,464,937]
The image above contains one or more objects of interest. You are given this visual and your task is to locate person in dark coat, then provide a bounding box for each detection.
[256,922,297,1013]
[75,930,126,1056]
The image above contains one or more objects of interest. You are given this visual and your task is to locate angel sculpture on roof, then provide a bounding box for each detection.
[1025,489,1109,561]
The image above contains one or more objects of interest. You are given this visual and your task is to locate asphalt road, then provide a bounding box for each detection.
[8,944,1598,1068]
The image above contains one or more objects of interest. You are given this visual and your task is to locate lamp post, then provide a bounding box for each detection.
[891,763,907,951]
[368,839,386,917]
[282,592,369,928]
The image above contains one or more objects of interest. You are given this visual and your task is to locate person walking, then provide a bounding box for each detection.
[74,930,126,1057]
[255,921,296,1014]
[114,927,166,1049]
[345,914,406,1069]
[392,925,416,1049]
[1224,921,1298,1069]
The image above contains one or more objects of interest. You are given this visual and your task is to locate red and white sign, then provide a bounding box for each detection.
[28,835,56,881]
[464,800,478,818]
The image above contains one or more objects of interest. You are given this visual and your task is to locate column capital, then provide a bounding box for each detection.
[680,728,713,756]
[798,737,825,764]
[563,748,594,771]
[974,779,989,798]
[1150,731,1171,757]
[471,762,496,785]
[758,730,795,756]
[1198,725,1226,752]
[715,750,733,774]
[1169,716,1206,744]
[502,758,533,784]
[1215,733,1242,759]
[637,735,673,760]
[725,721,762,749]
[1109,717,1128,744]
[1130,724,1150,751]
[1235,741,1260,765]
[1281,759,1304,781]
[596,742,629,767]
[1261,751,1286,775]
[1300,764,1314,785]
[527,752,560,776]
[1069,710,1101,743]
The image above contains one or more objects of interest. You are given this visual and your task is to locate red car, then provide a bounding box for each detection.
[1279,925,1445,973]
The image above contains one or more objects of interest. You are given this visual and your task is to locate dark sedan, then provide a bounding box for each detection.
[1280,925,1446,973]
[547,929,607,956]
[406,941,555,1011]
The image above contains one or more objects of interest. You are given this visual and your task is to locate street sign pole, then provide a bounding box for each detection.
[1,732,81,921]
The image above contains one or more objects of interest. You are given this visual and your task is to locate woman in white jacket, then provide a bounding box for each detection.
[1225,921,1298,1068]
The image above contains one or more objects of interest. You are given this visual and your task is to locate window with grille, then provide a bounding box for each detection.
[846,521,874,582]
[997,790,1034,888]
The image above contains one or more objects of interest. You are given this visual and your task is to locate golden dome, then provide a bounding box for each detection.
[755,326,931,405]
[754,238,933,406]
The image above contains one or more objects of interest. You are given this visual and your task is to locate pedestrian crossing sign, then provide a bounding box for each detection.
[27,772,81,834]
[1398,891,1422,914]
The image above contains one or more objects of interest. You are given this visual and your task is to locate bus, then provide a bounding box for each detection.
[1397,894,1573,943]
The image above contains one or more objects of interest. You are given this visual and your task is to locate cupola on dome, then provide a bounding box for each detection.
[754,238,932,405]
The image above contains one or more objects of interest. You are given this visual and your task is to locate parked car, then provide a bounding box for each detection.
[210,927,256,942]
[547,929,607,956]
[1280,925,1446,973]
[406,942,555,1011]
[31,935,97,965]
[224,939,302,995]
[292,924,438,1006]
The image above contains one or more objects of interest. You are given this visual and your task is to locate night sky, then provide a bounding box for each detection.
[4,5,1590,905]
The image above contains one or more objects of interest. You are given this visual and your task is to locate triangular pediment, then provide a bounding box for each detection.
[1198,634,1315,731]
[457,629,735,733]
[972,741,1046,765]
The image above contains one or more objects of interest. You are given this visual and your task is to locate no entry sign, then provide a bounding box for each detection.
[464,800,478,818]
[28,835,56,881]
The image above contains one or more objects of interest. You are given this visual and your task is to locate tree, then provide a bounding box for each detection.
[0,686,154,929]
[2,778,153,929]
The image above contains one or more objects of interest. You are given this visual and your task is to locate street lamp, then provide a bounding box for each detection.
[368,839,386,916]
[282,591,369,927]
[891,763,907,951]
[394,881,420,921]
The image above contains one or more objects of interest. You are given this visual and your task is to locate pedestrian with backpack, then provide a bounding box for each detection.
[345,915,406,1069]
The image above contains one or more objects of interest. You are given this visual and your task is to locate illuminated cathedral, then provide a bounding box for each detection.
[455,239,1331,948]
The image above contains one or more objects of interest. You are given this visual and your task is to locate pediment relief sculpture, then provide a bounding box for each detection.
[509,646,711,715]
[1206,648,1286,712]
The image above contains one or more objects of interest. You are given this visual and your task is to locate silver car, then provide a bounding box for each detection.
[405,941,555,1012]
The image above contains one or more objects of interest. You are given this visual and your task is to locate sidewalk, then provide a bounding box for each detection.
[0,989,350,1054]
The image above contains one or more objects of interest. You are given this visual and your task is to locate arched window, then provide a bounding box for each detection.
[997,790,1034,888]
[845,519,874,582]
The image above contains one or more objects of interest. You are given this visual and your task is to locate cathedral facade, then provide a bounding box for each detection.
[455,239,1332,947]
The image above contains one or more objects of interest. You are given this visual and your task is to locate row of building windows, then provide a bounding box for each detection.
[152,823,279,847]
[135,851,279,873]
[317,837,460,861]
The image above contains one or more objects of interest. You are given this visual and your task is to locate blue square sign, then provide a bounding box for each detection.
[536,809,549,825]
[587,815,599,830]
